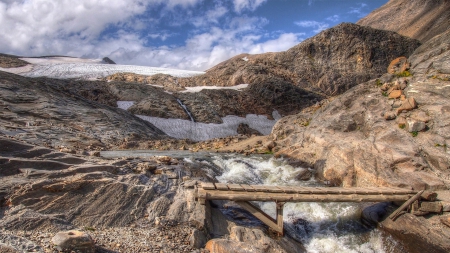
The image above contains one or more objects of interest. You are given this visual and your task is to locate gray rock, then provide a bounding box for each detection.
[189,229,207,249]
[51,230,94,253]
[406,118,426,132]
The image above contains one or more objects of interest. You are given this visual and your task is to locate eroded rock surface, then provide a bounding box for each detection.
[271,30,450,190]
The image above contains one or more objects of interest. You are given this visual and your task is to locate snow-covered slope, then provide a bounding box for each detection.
[3,56,204,79]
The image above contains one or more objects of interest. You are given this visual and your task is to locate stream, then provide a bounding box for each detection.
[101,150,405,253]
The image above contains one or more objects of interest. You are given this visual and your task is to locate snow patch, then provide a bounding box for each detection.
[117,101,135,110]
[181,84,249,93]
[136,114,277,141]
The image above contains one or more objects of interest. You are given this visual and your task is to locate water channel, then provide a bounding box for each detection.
[101,150,405,253]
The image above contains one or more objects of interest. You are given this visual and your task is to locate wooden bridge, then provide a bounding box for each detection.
[196,182,422,235]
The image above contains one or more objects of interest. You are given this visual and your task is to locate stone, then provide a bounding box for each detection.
[392,100,403,108]
[388,89,403,99]
[296,169,313,181]
[51,230,95,253]
[384,111,397,120]
[386,56,410,74]
[189,229,207,249]
[397,116,407,127]
[88,151,100,157]
[0,244,19,253]
[397,97,418,114]
[411,110,431,123]
[406,118,426,132]
[400,95,406,101]
[380,83,390,91]
[440,215,450,228]
[442,201,450,212]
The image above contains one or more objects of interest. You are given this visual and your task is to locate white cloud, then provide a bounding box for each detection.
[249,33,304,54]
[326,15,340,22]
[192,5,228,27]
[349,3,369,17]
[233,0,267,13]
[294,20,329,33]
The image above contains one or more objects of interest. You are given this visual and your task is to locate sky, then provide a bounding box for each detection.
[0,0,388,71]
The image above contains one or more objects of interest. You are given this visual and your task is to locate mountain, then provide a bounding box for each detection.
[357,0,450,42]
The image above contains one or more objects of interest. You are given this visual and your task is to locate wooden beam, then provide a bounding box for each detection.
[236,201,284,234]
[201,190,414,203]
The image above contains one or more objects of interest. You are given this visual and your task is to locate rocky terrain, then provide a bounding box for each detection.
[0,137,304,253]
[0,71,167,151]
[107,23,420,98]
[0,54,29,68]
[357,0,450,43]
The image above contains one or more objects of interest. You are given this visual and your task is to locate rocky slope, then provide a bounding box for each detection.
[107,23,420,98]
[357,0,450,43]
[0,54,28,68]
[271,29,450,190]
[0,137,303,252]
[0,71,167,151]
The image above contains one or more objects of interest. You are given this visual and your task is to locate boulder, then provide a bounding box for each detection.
[388,90,403,99]
[397,97,418,114]
[440,215,450,228]
[189,229,207,249]
[296,169,313,181]
[406,118,426,132]
[51,230,95,253]
[387,56,410,74]
[384,111,397,120]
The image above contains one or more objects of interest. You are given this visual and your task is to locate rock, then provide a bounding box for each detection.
[400,95,406,101]
[357,0,450,42]
[388,89,403,99]
[296,169,313,181]
[386,56,410,74]
[102,57,116,64]
[442,201,450,212]
[0,244,19,253]
[384,111,397,120]
[440,215,450,228]
[411,110,431,123]
[189,229,207,249]
[397,97,417,114]
[0,53,29,68]
[88,151,101,157]
[397,116,407,127]
[51,230,95,253]
[236,123,262,137]
[380,83,390,91]
[406,118,426,132]
[421,191,438,201]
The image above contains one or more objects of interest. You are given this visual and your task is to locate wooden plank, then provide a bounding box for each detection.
[365,187,395,195]
[236,201,283,234]
[201,182,216,190]
[336,188,359,194]
[249,185,272,192]
[312,187,336,194]
[214,183,229,191]
[228,184,245,191]
[267,186,284,193]
[240,184,256,192]
[386,187,415,194]
[289,186,313,194]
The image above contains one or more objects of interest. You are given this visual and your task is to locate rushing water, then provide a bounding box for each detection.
[101,150,405,252]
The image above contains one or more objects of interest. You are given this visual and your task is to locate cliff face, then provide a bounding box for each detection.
[271,29,450,191]
[357,0,450,43]
[107,23,420,98]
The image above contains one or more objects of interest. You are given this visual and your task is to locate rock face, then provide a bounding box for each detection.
[357,0,450,43]
[271,29,450,190]
[106,23,420,98]
[0,71,166,151]
[0,54,28,68]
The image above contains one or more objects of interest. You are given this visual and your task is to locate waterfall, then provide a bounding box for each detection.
[176,99,194,122]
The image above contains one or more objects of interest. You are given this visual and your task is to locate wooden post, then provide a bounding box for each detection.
[236,201,284,235]
[277,202,285,235]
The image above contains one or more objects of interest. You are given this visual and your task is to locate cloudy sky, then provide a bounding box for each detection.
[0,0,387,70]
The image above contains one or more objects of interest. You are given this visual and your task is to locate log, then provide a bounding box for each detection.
[202,190,413,203]
[420,191,437,201]
[419,202,442,213]
[214,183,229,191]
[201,182,215,190]
[236,201,283,234]
[389,190,424,220]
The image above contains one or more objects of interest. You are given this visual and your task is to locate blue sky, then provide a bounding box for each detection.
[0,0,387,70]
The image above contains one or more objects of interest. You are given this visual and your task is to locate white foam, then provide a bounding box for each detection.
[212,155,402,253]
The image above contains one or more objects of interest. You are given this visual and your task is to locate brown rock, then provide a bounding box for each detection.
[440,215,450,228]
[388,90,403,99]
[400,95,406,101]
[296,169,313,181]
[397,116,407,127]
[442,201,450,212]
[386,56,410,74]
[384,111,397,120]
[397,97,417,114]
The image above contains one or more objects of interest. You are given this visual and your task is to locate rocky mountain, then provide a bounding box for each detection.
[108,23,420,98]
[271,28,450,190]
[0,71,167,151]
[0,54,28,68]
[357,0,450,42]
